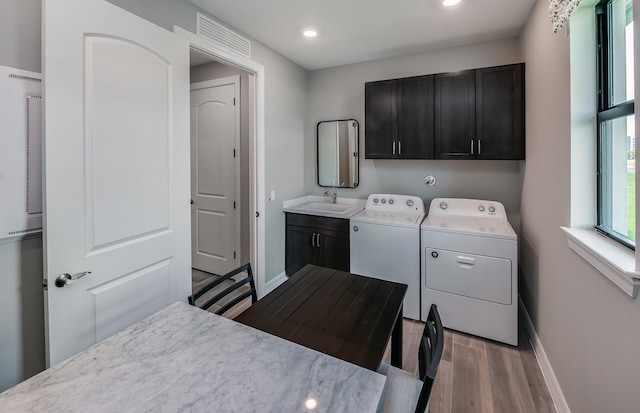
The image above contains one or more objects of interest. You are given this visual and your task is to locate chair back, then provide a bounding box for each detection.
[188,263,258,317]
[415,304,444,413]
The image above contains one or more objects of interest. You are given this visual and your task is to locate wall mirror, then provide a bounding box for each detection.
[317,119,359,188]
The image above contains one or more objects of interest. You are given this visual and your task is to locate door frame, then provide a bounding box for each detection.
[190,75,241,274]
[174,26,266,297]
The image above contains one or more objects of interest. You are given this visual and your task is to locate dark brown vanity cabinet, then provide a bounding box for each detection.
[434,64,525,160]
[285,213,350,276]
[366,63,524,161]
[365,75,434,159]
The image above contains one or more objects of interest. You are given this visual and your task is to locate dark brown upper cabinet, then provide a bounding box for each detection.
[435,64,525,160]
[475,64,525,160]
[366,63,525,161]
[434,69,476,159]
[365,75,434,159]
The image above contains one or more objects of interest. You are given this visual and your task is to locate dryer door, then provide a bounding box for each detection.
[424,247,512,305]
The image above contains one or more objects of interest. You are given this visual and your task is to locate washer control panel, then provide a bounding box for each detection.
[428,198,507,219]
[366,194,424,214]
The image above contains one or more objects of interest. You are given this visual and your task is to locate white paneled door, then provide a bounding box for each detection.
[43,0,191,366]
[190,77,240,276]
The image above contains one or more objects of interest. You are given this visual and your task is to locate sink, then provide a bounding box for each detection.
[298,202,355,213]
[283,195,366,218]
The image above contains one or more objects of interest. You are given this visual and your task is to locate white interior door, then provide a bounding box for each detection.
[43,0,191,366]
[190,77,240,276]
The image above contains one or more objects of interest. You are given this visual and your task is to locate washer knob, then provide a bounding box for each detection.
[439,202,448,210]
[373,198,379,204]
[478,205,485,212]
[488,205,496,213]
[406,199,414,207]
[389,199,394,205]
[381,199,387,204]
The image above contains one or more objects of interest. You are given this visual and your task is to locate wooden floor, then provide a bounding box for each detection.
[193,270,555,413]
[382,313,556,413]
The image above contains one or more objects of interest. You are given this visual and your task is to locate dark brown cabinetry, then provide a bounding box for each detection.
[365,75,434,159]
[434,69,476,159]
[475,64,525,160]
[366,63,525,161]
[285,213,350,276]
[435,63,524,160]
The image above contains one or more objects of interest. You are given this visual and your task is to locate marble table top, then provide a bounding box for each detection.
[0,302,386,412]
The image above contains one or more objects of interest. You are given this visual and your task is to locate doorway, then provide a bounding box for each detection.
[176,27,266,298]
[189,50,251,281]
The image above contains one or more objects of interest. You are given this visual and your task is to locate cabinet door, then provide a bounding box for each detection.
[434,70,475,159]
[398,75,434,159]
[285,225,316,276]
[365,80,397,158]
[316,229,350,272]
[476,64,524,160]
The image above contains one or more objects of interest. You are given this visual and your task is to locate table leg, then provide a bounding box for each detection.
[391,305,403,369]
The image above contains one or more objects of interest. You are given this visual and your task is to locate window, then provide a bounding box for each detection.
[596,0,635,249]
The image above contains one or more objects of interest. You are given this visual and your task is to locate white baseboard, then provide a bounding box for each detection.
[519,297,571,413]
[261,271,287,298]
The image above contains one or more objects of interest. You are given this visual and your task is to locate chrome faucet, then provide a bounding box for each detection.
[323,185,338,204]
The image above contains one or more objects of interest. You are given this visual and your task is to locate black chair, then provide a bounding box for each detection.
[378,304,444,413]
[188,263,258,318]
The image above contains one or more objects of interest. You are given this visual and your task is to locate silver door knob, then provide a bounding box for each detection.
[55,271,92,288]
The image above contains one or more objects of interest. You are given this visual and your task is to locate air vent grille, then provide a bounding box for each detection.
[196,13,251,59]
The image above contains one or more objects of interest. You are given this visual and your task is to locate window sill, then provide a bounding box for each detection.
[562,227,640,297]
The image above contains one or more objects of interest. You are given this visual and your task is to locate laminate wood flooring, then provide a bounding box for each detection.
[383,312,555,413]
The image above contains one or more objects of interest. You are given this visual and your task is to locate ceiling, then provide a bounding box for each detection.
[188,0,537,71]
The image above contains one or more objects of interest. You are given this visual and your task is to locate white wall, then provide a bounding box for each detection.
[520,1,640,412]
[306,39,524,220]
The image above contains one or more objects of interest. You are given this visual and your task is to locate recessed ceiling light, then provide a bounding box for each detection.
[442,0,462,7]
[303,29,318,38]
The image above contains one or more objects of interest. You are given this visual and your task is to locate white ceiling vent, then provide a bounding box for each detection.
[196,13,251,59]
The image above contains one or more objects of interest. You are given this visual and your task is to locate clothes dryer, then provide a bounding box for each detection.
[421,198,518,345]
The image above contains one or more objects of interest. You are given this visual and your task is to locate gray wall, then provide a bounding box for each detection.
[520,1,640,412]
[191,62,252,265]
[0,0,45,392]
[306,39,524,221]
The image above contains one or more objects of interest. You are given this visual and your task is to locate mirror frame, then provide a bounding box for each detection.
[316,119,359,188]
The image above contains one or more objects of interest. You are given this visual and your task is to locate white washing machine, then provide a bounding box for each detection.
[350,194,425,321]
[421,198,518,345]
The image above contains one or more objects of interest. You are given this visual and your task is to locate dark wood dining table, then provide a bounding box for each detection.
[235,264,408,371]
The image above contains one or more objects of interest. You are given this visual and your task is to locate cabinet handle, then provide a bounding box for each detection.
[312,233,316,247]
[317,234,321,248]
[478,140,481,155]
[392,141,396,155]
[470,140,474,155]
[398,141,402,155]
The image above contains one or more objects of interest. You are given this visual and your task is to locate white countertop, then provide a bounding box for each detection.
[283,195,365,219]
[0,302,385,413]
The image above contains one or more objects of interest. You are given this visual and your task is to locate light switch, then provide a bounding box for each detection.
[269,190,276,201]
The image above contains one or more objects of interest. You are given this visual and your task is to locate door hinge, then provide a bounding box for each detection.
[233,148,236,158]
[233,201,236,209]
[234,251,237,259]
[43,278,48,290]
[233,97,236,106]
